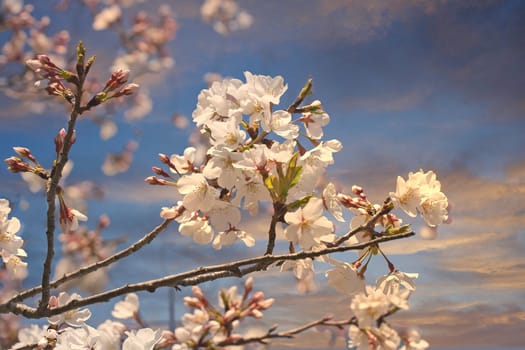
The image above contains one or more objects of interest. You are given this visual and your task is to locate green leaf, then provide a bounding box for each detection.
[287,194,313,211]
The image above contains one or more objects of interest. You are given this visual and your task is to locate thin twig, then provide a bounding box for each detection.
[9,218,175,303]
[330,197,394,247]
[39,85,82,312]
[217,316,356,346]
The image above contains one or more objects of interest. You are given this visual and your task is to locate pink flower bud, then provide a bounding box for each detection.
[244,276,253,294]
[144,176,169,185]
[12,146,33,161]
[152,166,170,178]
[251,291,264,303]
[336,193,357,208]
[351,185,363,195]
[98,214,111,229]
[257,298,274,310]
[103,68,130,93]
[4,157,30,173]
[192,285,206,300]
[158,153,172,165]
[116,83,139,96]
[48,295,58,308]
[183,296,203,308]
[55,128,67,154]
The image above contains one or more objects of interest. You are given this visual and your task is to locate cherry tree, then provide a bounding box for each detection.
[0,1,449,349]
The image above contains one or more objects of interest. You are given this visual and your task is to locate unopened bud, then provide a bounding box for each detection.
[103,68,130,93]
[5,157,30,173]
[144,176,168,185]
[302,99,323,112]
[152,166,170,178]
[98,214,111,229]
[115,83,139,97]
[55,128,67,154]
[158,153,170,164]
[244,276,253,294]
[13,146,36,162]
[252,291,264,303]
[48,295,58,308]
[351,185,363,195]
[336,193,357,208]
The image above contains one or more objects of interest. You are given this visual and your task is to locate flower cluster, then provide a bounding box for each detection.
[0,199,27,280]
[12,280,274,350]
[12,291,162,350]
[390,170,448,227]
[347,271,428,350]
[149,72,342,252]
[161,277,274,349]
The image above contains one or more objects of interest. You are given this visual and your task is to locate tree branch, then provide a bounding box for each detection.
[218,315,356,347]
[330,197,394,247]
[8,218,175,304]
[39,87,82,312]
[1,230,414,318]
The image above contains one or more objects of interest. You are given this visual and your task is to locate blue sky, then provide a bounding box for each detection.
[1,0,525,348]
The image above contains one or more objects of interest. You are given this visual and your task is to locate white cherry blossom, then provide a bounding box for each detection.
[325,258,365,295]
[300,111,330,139]
[284,197,335,250]
[390,170,448,227]
[203,145,243,189]
[232,172,271,216]
[112,293,139,319]
[179,217,214,244]
[350,286,390,328]
[264,110,299,140]
[206,200,241,230]
[48,292,92,327]
[170,147,197,174]
[322,182,344,222]
[177,173,219,212]
[123,328,162,350]
[212,226,255,249]
[54,325,100,350]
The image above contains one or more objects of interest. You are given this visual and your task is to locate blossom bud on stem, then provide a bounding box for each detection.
[144,176,170,185]
[12,146,37,163]
[152,166,171,178]
[5,157,30,173]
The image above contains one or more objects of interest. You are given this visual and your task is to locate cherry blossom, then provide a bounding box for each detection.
[170,147,197,174]
[284,197,335,250]
[48,292,92,327]
[177,173,219,212]
[325,258,365,295]
[212,226,255,249]
[322,182,345,222]
[112,293,139,319]
[390,170,448,227]
[122,328,162,350]
[350,286,390,328]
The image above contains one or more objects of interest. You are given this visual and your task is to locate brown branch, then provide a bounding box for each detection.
[218,316,356,347]
[1,230,413,318]
[264,201,285,255]
[8,218,175,304]
[39,84,83,312]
